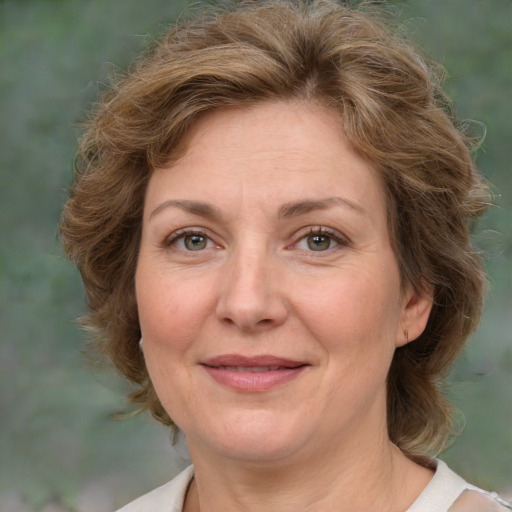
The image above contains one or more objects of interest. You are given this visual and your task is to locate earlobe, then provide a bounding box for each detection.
[396,282,434,347]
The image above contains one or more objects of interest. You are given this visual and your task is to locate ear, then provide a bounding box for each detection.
[396,281,434,347]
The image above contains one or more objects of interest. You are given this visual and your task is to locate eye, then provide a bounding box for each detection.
[294,228,346,252]
[182,233,209,251]
[306,233,336,251]
[167,230,216,251]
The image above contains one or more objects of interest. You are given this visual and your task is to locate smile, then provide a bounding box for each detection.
[201,355,308,392]
[215,366,288,372]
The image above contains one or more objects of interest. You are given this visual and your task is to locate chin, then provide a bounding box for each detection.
[187,410,313,464]
[212,437,305,465]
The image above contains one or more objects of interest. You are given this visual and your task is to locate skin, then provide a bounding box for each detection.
[136,101,434,511]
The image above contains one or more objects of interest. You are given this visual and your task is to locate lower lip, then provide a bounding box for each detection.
[201,366,307,392]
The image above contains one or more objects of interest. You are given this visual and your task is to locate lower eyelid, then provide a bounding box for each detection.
[299,229,347,245]
[295,237,338,251]
[162,228,348,251]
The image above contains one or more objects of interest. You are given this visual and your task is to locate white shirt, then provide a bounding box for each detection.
[117,460,510,511]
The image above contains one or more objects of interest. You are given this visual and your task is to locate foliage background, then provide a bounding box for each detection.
[0,0,510,510]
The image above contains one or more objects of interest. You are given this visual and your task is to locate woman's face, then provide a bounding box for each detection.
[136,101,431,464]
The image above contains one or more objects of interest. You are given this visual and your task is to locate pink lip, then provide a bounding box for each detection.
[201,354,308,392]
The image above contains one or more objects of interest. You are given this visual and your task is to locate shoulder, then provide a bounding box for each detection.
[407,460,511,512]
[449,490,512,511]
[116,465,194,512]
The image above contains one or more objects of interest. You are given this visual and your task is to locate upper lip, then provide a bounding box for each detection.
[201,354,307,368]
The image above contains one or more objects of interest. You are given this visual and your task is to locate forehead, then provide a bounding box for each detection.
[145,101,386,221]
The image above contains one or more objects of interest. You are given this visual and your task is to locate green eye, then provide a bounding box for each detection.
[307,234,332,251]
[184,234,208,251]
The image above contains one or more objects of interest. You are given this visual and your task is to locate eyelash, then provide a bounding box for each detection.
[164,228,217,251]
[292,227,350,253]
[163,226,350,253]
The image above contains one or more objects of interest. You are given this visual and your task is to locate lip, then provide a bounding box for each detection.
[200,354,309,392]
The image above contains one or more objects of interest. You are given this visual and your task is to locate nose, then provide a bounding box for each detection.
[215,249,288,332]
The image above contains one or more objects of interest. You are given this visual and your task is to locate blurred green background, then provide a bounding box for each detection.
[0,0,510,510]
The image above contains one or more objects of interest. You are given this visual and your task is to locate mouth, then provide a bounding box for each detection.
[209,365,296,372]
[200,355,309,392]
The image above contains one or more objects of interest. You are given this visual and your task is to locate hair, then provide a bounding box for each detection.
[60,0,489,462]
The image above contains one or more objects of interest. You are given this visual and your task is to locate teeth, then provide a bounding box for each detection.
[220,366,281,372]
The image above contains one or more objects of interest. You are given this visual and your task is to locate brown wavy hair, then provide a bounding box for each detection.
[60,0,489,461]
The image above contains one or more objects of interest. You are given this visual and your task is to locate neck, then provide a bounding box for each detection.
[183,429,433,512]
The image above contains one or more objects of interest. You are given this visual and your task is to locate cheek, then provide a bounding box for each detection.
[136,267,214,353]
[297,269,402,346]
[135,270,208,419]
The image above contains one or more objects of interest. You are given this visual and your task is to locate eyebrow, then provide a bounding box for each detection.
[149,199,222,220]
[278,197,366,219]
[149,196,366,221]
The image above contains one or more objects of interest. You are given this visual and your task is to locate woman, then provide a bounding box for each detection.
[60,1,510,510]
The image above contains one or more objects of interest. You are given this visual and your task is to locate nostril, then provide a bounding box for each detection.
[220,315,276,331]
